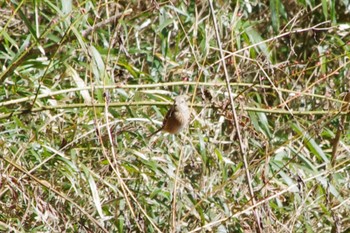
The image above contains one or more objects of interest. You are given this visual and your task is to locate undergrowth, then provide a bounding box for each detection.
[0,0,349,232]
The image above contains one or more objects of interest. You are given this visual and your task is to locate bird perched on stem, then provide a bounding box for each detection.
[148,95,190,137]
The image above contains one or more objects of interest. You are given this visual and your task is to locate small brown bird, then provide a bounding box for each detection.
[148,95,190,137]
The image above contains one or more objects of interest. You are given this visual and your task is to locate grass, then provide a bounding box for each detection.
[0,0,349,232]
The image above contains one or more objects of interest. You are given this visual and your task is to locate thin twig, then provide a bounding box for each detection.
[208,0,262,231]
[101,93,163,232]
[331,91,350,167]
[171,146,185,232]
[1,82,348,108]
[81,9,133,37]
[2,101,350,120]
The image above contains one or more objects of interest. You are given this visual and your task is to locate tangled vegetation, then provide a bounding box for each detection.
[0,0,349,232]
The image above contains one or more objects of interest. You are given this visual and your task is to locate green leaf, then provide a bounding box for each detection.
[82,165,105,219]
[292,123,329,163]
[245,25,270,61]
